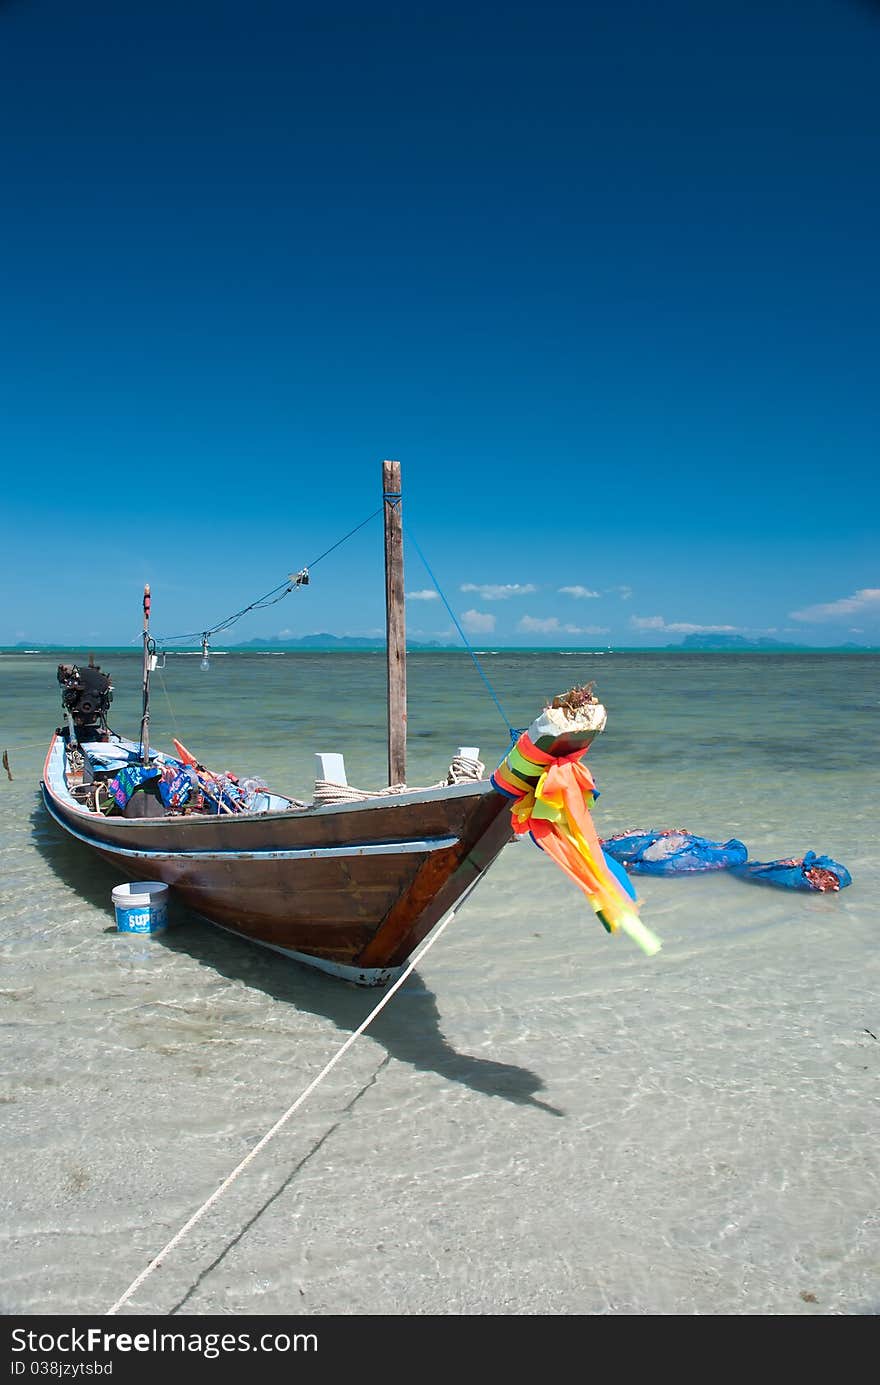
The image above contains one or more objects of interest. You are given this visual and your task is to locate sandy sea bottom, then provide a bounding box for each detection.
[1,651,878,1315]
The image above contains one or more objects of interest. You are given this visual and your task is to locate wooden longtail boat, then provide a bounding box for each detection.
[40,463,613,984]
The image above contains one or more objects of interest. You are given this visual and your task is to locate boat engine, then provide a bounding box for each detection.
[57,661,113,744]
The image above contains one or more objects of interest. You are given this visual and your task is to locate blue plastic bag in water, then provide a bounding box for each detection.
[601,830,748,875]
[729,851,851,892]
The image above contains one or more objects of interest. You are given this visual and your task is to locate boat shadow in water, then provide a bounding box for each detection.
[32,803,563,1117]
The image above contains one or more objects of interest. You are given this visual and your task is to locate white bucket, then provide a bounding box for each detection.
[111,881,169,934]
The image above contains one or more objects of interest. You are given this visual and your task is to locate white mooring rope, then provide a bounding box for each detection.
[311,753,485,807]
[106,906,461,1316]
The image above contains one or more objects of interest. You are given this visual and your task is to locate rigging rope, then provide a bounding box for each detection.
[154,507,383,646]
[403,525,516,741]
[155,662,180,740]
[106,904,463,1316]
[145,502,516,748]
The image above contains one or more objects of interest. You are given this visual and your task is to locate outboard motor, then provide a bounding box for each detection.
[57,660,113,744]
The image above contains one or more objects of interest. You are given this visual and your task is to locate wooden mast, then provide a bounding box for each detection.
[140,583,151,763]
[383,459,406,786]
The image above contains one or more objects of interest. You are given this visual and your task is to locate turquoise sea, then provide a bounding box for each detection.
[1,650,878,1315]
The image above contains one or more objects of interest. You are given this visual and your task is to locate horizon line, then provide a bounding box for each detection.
[3,642,878,655]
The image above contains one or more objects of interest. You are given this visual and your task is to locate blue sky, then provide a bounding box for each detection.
[1,0,878,648]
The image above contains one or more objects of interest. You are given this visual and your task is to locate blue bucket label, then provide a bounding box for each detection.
[115,905,168,934]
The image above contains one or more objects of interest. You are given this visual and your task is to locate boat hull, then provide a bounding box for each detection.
[41,735,513,982]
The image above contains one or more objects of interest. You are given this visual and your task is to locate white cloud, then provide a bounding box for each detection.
[518,615,561,634]
[518,614,609,636]
[406,589,439,601]
[558,585,599,599]
[460,582,537,600]
[630,615,739,634]
[460,608,496,633]
[610,585,633,601]
[790,588,880,622]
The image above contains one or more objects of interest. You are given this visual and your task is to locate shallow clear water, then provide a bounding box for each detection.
[1,651,878,1315]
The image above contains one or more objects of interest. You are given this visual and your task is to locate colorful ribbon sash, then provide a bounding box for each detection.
[492,732,661,956]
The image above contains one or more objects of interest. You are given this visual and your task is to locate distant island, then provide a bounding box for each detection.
[661,634,873,652]
[233,633,448,650]
[2,634,877,654]
[226,633,878,653]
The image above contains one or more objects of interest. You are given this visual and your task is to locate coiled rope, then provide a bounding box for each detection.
[312,752,485,807]
[106,902,464,1317]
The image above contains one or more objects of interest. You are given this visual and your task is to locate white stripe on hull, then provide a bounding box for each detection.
[42,790,458,862]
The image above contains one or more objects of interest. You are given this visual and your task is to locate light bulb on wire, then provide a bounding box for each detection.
[200,634,211,671]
